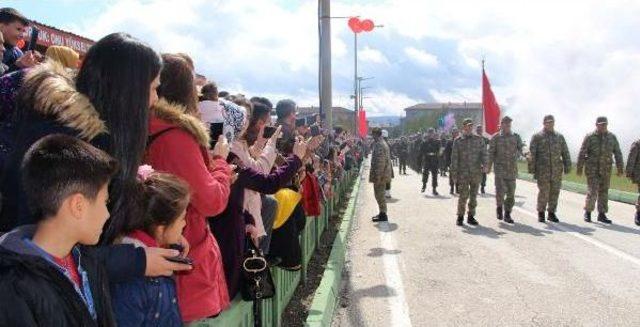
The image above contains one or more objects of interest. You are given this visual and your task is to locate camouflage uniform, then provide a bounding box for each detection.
[528,130,571,213]
[369,137,393,213]
[451,133,488,216]
[626,140,640,213]
[576,131,624,213]
[479,135,490,192]
[421,137,440,190]
[397,140,409,174]
[444,135,458,192]
[488,130,523,212]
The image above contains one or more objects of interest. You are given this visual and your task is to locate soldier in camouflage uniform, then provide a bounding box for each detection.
[451,119,487,226]
[444,128,460,194]
[625,138,640,226]
[487,116,523,224]
[397,137,409,175]
[528,115,571,223]
[576,117,624,224]
[421,128,441,195]
[369,128,393,222]
[476,125,490,194]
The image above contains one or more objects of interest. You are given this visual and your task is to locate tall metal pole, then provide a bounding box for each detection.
[319,0,333,128]
[353,32,358,134]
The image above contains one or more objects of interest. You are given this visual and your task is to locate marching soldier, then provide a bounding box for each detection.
[528,115,571,223]
[626,138,640,226]
[451,119,487,226]
[370,128,393,222]
[486,116,523,224]
[421,128,440,195]
[444,128,460,194]
[476,125,490,194]
[576,117,624,223]
[397,136,409,175]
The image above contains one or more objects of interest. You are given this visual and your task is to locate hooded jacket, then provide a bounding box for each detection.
[146,99,232,322]
[0,61,145,284]
[0,225,115,326]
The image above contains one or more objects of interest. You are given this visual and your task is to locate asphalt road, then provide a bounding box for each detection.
[333,162,640,327]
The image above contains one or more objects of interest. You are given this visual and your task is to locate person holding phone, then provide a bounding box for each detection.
[0,8,37,74]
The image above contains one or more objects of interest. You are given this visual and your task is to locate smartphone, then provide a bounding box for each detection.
[263,126,277,138]
[27,27,39,52]
[310,125,321,137]
[295,118,306,128]
[209,122,224,148]
[167,255,194,266]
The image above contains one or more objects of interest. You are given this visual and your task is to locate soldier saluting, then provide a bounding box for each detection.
[486,116,523,224]
[576,116,624,224]
[528,115,571,223]
[421,128,440,195]
[451,118,487,226]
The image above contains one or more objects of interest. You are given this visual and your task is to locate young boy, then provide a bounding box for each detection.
[0,134,119,326]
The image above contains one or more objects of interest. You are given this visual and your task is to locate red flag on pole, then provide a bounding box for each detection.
[358,110,368,137]
[482,65,501,135]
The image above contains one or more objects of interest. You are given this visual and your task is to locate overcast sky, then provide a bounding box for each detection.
[5,0,640,153]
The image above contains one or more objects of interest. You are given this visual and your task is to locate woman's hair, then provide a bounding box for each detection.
[45,46,79,69]
[130,172,190,236]
[239,102,271,146]
[76,32,162,244]
[157,53,198,116]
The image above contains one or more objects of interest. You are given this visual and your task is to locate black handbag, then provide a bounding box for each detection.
[241,236,275,301]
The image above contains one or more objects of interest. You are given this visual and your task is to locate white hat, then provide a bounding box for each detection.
[381,130,389,138]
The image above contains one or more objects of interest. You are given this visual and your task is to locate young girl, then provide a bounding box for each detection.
[111,165,191,327]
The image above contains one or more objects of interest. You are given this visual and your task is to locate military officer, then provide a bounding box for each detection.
[421,128,441,195]
[451,119,487,226]
[625,138,640,226]
[476,125,490,194]
[576,117,624,223]
[370,128,393,222]
[486,116,523,224]
[528,115,571,223]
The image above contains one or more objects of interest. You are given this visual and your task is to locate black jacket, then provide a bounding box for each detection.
[0,226,116,326]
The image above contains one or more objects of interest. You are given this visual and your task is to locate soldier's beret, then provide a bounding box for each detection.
[596,116,608,124]
[462,118,474,126]
[501,116,513,123]
[543,115,555,123]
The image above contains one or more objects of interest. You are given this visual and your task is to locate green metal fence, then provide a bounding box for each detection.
[188,168,359,327]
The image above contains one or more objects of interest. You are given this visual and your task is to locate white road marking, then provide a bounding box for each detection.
[379,221,413,327]
[513,206,640,268]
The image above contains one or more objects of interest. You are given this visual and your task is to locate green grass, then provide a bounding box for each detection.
[516,161,637,193]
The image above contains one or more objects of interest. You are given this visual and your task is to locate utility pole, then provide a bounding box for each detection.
[319,0,333,128]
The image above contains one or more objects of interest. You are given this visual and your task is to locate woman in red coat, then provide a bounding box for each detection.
[145,54,232,322]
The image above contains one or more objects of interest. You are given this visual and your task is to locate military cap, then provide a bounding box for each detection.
[462,118,474,126]
[596,116,608,124]
[543,115,555,123]
[501,116,513,123]
[371,127,382,136]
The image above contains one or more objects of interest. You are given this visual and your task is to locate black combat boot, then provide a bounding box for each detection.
[372,212,388,222]
[432,187,439,196]
[504,211,514,224]
[584,211,592,223]
[450,185,454,195]
[496,206,503,220]
[547,211,559,223]
[467,214,479,226]
[538,211,546,223]
[456,215,464,226]
[481,186,486,194]
[421,183,426,193]
[635,212,640,226]
[597,212,612,224]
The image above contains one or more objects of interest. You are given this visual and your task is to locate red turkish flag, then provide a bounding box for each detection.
[358,110,368,137]
[482,68,501,135]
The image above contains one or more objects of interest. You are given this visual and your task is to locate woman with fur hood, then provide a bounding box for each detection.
[144,53,232,322]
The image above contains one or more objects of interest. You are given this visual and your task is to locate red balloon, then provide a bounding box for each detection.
[360,19,374,32]
[348,17,362,33]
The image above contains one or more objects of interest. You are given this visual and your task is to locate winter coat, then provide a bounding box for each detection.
[626,140,640,184]
[301,171,322,216]
[210,155,302,299]
[0,225,116,327]
[145,99,231,322]
[0,62,145,284]
[369,138,392,184]
[2,44,23,74]
[110,232,182,327]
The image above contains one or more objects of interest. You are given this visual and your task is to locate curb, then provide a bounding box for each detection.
[517,172,638,205]
[304,165,364,327]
